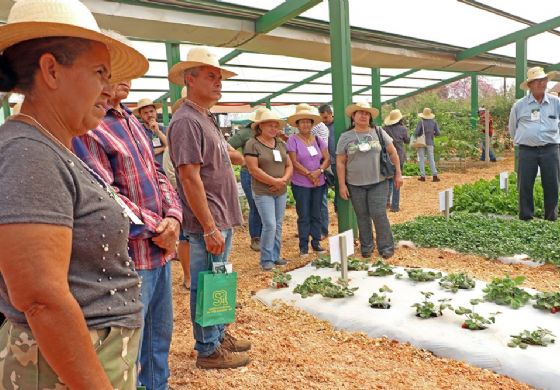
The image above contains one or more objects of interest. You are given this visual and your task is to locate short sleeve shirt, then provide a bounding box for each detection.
[244,137,289,196]
[286,135,327,188]
[336,127,393,186]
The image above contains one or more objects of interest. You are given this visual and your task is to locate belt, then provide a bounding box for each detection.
[519,143,558,149]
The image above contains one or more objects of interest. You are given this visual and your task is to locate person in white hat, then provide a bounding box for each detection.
[133,97,168,166]
[166,46,251,369]
[509,66,560,221]
[228,107,269,252]
[415,107,441,182]
[383,109,410,212]
[0,0,148,388]
[336,102,402,259]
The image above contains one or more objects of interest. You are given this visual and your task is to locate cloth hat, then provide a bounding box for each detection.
[520,67,554,90]
[248,106,270,122]
[168,46,237,86]
[345,101,379,119]
[171,87,187,113]
[133,98,162,116]
[418,107,435,120]
[0,0,148,84]
[287,103,321,127]
[383,109,403,126]
[251,110,286,130]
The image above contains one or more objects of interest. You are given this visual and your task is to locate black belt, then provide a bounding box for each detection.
[519,143,558,149]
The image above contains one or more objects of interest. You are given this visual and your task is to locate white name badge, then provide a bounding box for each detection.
[272,149,282,162]
[152,137,162,148]
[307,145,319,156]
[531,110,540,121]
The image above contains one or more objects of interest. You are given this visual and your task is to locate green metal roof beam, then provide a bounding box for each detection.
[219,49,243,65]
[383,73,468,105]
[252,67,331,106]
[456,16,560,61]
[255,0,323,34]
[352,69,420,96]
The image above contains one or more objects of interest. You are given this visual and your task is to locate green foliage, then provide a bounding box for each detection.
[369,285,393,309]
[271,269,291,288]
[311,255,335,269]
[454,299,500,330]
[532,292,560,313]
[293,275,358,298]
[508,328,556,349]
[392,213,560,266]
[367,259,395,277]
[402,162,432,177]
[334,257,370,271]
[286,186,295,206]
[405,269,442,282]
[483,275,532,309]
[232,165,241,182]
[411,291,453,319]
[439,273,476,293]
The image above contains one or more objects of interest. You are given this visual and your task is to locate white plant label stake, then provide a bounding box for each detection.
[328,229,353,281]
[439,188,454,220]
[499,171,509,193]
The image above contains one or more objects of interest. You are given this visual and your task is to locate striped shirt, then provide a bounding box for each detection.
[311,122,330,143]
[72,104,182,270]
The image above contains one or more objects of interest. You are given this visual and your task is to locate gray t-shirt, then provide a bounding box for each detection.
[0,121,143,329]
[168,102,243,234]
[336,127,393,186]
[244,137,288,196]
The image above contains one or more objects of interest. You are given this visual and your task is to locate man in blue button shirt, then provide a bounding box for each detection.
[509,67,560,221]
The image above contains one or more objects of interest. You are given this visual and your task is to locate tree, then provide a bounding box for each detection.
[438,76,497,99]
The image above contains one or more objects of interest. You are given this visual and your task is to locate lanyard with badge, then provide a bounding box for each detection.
[531,109,541,121]
[354,130,374,152]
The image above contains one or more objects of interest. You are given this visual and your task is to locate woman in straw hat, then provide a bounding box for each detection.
[336,102,402,259]
[286,103,330,257]
[415,107,441,182]
[0,0,148,387]
[383,109,410,212]
[244,110,293,271]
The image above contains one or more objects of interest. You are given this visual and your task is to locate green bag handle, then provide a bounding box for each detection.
[207,253,229,274]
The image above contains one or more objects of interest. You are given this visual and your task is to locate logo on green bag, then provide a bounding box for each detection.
[209,290,231,313]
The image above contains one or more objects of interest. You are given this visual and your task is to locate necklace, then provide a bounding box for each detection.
[257,135,275,148]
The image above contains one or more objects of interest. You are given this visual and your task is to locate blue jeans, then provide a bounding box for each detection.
[240,169,262,239]
[253,192,287,266]
[188,229,233,357]
[291,184,325,253]
[137,261,173,390]
[417,145,438,176]
[480,138,496,161]
[320,189,329,236]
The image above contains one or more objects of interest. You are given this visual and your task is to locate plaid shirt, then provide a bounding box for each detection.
[72,104,182,270]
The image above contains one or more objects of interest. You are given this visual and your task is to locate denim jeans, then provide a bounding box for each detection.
[479,138,496,161]
[291,184,325,253]
[347,181,394,256]
[188,229,233,357]
[253,192,287,266]
[387,161,404,211]
[240,169,262,239]
[417,145,438,176]
[137,261,173,390]
[320,189,329,237]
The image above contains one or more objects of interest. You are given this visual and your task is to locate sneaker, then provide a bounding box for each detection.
[221,332,251,352]
[380,249,394,259]
[312,245,326,254]
[432,176,441,182]
[250,237,260,252]
[261,262,274,271]
[274,258,288,266]
[299,251,309,258]
[418,176,426,182]
[390,208,399,213]
[361,251,372,259]
[196,345,250,369]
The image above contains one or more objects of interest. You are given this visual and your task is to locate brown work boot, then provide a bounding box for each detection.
[221,332,251,352]
[250,237,260,252]
[418,176,426,182]
[433,175,441,182]
[196,345,250,369]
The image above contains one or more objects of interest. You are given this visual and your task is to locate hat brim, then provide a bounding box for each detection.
[133,102,162,116]
[287,113,321,127]
[384,114,402,126]
[520,72,555,91]
[418,113,435,120]
[168,61,237,86]
[0,22,148,84]
[171,97,187,114]
[345,104,379,119]
[251,119,286,130]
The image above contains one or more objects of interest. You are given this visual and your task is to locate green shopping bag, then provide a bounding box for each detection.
[195,255,238,327]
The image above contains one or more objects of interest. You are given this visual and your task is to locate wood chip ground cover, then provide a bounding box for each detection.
[168,154,556,389]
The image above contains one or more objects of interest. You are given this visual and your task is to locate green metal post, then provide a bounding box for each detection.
[165,42,182,105]
[265,100,271,110]
[329,0,356,235]
[2,99,10,123]
[161,97,170,126]
[515,38,527,172]
[470,73,478,130]
[371,68,382,125]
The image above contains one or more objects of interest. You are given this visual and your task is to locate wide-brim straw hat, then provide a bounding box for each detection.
[418,107,435,120]
[133,98,162,116]
[383,109,403,126]
[520,67,555,90]
[0,0,148,84]
[345,101,379,119]
[287,103,321,127]
[248,106,270,122]
[168,46,237,86]
[171,87,187,113]
[251,110,286,130]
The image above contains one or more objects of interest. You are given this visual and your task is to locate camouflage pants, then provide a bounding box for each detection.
[0,321,140,390]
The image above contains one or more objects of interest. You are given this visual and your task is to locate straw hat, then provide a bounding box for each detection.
[345,101,379,119]
[383,109,403,126]
[248,106,270,122]
[418,107,435,120]
[251,110,286,130]
[520,67,554,90]
[0,0,148,84]
[287,103,321,127]
[133,98,162,116]
[168,46,237,86]
[549,91,559,97]
[171,87,187,113]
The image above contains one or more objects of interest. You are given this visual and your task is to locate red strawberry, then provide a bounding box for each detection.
[461,323,469,329]
[551,307,559,314]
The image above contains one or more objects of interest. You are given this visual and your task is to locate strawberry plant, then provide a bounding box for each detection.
[483,275,532,309]
[335,257,370,271]
[369,285,393,309]
[311,255,335,269]
[412,291,453,319]
[367,260,395,277]
[532,292,560,313]
[406,269,442,282]
[271,269,291,289]
[454,299,500,330]
[439,273,476,293]
[508,328,556,349]
[293,275,358,298]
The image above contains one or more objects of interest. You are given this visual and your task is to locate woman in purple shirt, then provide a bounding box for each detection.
[287,104,330,257]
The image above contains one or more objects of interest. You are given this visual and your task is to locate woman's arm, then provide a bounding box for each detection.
[288,151,311,176]
[245,155,281,186]
[387,143,403,190]
[336,154,349,200]
[0,224,113,389]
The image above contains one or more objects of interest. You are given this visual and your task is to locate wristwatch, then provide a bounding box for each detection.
[320,168,324,173]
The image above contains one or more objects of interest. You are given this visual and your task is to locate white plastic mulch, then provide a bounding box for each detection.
[255,264,560,390]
